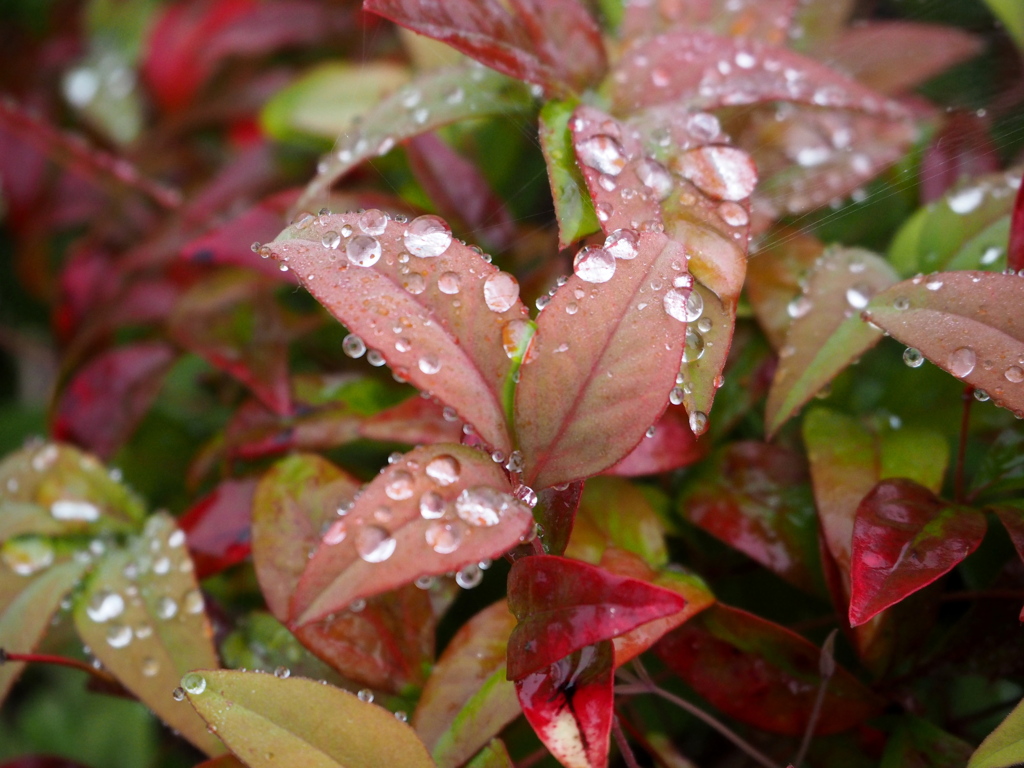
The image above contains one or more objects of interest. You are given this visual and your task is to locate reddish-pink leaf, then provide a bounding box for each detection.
[516,643,614,768]
[606,405,703,476]
[535,481,584,557]
[1010,175,1024,272]
[656,604,881,735]
[292,444,533,625]
[610,29,907,116]
[505,0,607,92]
[515,231,688,489]
[51,343,176,460]
[621,0,798,46]
[506,555,686,681]
[849,479,986,627]
[179,478,259,579]
[920,113,1001,204]
[863,271,1024,418]
[267,211,527,452]
[359,396,465,446]
[406,134,517,252]
[824,22,981,96]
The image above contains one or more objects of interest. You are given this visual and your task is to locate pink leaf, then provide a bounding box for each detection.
[849,479,985,626]
[291,444,533,625]
[358,396,465,446]
[505,0,607,93]
[621,0,799,46]
[266,211,527,452]
[506,555,686,681]
[606,405,703,476]
[179,478,259,579]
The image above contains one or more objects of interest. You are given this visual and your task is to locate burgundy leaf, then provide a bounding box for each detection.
[862,271,1024,417]
[266,211,527,452]
[358,395,465,446]
[291,445,533,625]
[656,604,881,735]
[1010,174,1024,272]
[406,133,517,252]
[606,405,703,476]
[516,642,614,768]
[506,555,686,680]
[610,29,909,116]
[534,481,584,556]
[920,112,1001,204]
[514,231,688,489]
[51,343,176,460]
[849,479,986,627]
[505,0,607,92]
[995,504,1024,563]
[621,0,799,46]
[565,478,668,568]
[179,478,259,579]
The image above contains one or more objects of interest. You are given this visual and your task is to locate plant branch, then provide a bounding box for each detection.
[792,630,837,768]
[0,648,119,687]
[612,715,643,768]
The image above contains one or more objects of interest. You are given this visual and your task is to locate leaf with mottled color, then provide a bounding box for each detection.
[179,479,259,579]
[565,477,668,568]
[540,100,600,249]
[746,229,824,350]
[465,741,514,768]
[182,670,436,768]
[620,0,798,46]
[606,405,703,477]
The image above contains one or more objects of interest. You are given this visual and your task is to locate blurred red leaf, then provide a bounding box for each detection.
[656,604,881,735]
[359,396,465,446]
[406,133,517,252]
[534,481,584,557]
[179,478,259,579]
[506,555,686,680]
[516,642,614,768]
[621,0,798,46]
[51,342,176,460]
[607,405,703,476]
[1010,176,1024,272]
[920,112,1000,204]
[849,479,985,627]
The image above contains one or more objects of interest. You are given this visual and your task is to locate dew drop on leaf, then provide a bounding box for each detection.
[483,272,520,313]
[718,201,749,227]
[355,525,397,563]
[425,521,462,554]
[172,687,186,701]
[384,470,415,500]
[366,350,386,367]
[358,209,389,236]
[845,284,871,309]
[664,288,704,323]
[156,596,178,620]
[456,563,483,589]
[50,500,100,521]
[948,347,977,378]
[2,537,55,576]
[274,666,290,679]
[604,229,639,260]
[419,491,446,520]
[106,623,132,648]
[437,271,461,294]
[141,657,160,677]
[323,520,347,545]
[403,215,452,258]
[346,235,382,267]
[181,672,206,695]
[903,348,925,368]
[1006,366,1024,383]
[87,589,125,622]
[425,454,461,486]
[948,187,984,214]
[576,134,627,176]
[455,487,507,527]
[682,327,706,362]
[673,146,757,201]
[321,231,341,250]
[787,296,812,319]
[689,410,709,436]
[402,273,426,295]
[183,589,204,614]
[635,158,673,199]
[573,246,616,283]
[357,689,374,702]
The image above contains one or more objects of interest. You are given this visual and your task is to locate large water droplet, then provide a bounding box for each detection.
[181,672,206,695]
[418,356,441,375]
[404,215,452,258]
[347,236,382,267]
[456,564,484,589]
[604,229,639,260]
[903,348,925,368]
[87,589,125,622]
[573,246,616,283]
[689,410,709,435]
[502,319,532,359]
[948,187,983,214]
[483,273,520,313]
[385,470,415,500]
[664,288,703,322]
[682,327,705,362]
[343,334,366,358]
[576,134,627,176]
[358,209,389,236]
[425,454,461,486]
[948,347,977,378]
[321,231,341,249]
[355,525,397,563]
[419,491,446,519]
[455,487,508,527]
[50,500,100,522]
[438,271,461,294]
[673,146,757,201]
[845,284,871,310]
[2,537,55,576]
[106,623,132,648]
[635,158,673,199]
[1005,366,1024,383]
[425,521,463,554]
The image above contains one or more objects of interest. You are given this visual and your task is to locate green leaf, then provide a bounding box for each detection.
[539,99,600,249]
[765,247,898,436]
[982,0,1024,51]
[182,669,437,768]
[74,513,223,756]
[465,740,514,768]
[565,476,668,568]
[677,282,735,431]
[970,696,1024,768]
[881,718,974,768]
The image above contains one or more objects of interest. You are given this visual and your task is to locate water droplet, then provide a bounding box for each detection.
[664,288,703,323]
[981,246,1003,265]
[635,158,673,199]
[50,500,100,522]
[426,455,460,486]
[682,327,705,362]
[425,521,463,554]
[181,672,206,695]
[321,231,341,249]
[87,589,125,622]
[845,284,871,309]
[689,410,709,435]
[697,317,713,333]
[172,687,186,701]
[358,209,389,235]
[358,689,374,703]
[604,229,639,260]
[673,146,757,201]
[576,134,627,176]
[456,564,483,589]
[787,296,812,319]
[385,470,415,500]
[903,348,925,368]
[419,491,446,519]
[669,385,685,405]
[404,215,452,258]
[948,187,983,214]
[394,711,408,722]
[438,271,461,294]
[484,273,520,313]
[106,623,132,648]
[347,236,382,267]
[573,246,616,283]
[925,278,943,291]
[141,657,160,677]
[455,487,509,527]
[948,347,977,378]
[355,525,396,563]
[343,334,366,358]
[274,666,290,679]
[416,356,441,375]
[156,596,178,620]
[1005,366,1024,383]
[975,388,991,402]
[506,451,524,473]
[168,530,185,548]
[2,537,55,576]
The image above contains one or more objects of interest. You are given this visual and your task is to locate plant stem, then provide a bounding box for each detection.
[792,630,837,768]
[0,648,119,687]
[612,716,643,768]
[955,385,974,503]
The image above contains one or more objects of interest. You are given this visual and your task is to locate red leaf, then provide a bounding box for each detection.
[656,604,881,735]
[610,29,907,117]
[849,479,985,627]
[267,211,527,453]
[621,0,799,46]
[514,231,689,489]
[363,0,604,94]
[291,444,534,625]
[516,643,614,768]
[0,758,92,768]
[51,343,176,460]
[358,396,465,446]
[606,405,703,476]
[179,478,259,579]
[406,133,517,252]
[920,112,1001,204]
[1010,174,1024,272]
[534,481,584,557]
[506,555,686,681]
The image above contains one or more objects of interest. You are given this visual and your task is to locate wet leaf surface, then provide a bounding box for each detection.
[849,479,986,626]
[182,670,435,768]
[765,247,898,435]
[506,555,686,680]
[359,396,465,446]
[179,478,259,579]
[539,100,600,249]
[414,600,519,768]
[746,229,824,350]
[565,477,668,568]
[863,271,1024,417]
[621,0,798,45]
[268,211,528,452]
[74,514,223,756]
[606,405,703,477]
[291,445,532,625]
[676,283,735,426]
[655,603,881,735]
[534,480,584,557]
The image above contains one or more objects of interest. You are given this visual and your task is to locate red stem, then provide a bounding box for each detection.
[1,649,119,687]
[955,385,973,503]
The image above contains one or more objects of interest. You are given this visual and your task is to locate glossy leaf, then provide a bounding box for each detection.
[534,480,584,557]
[182,670,436,768]
[676,283,735,425]
[516,643,613,768]
[539,100,600,249]
[565,477,668,569]
[920,113,1001,204]
[971,430,1024,501]
[359,396,465,446]
[863,272,1024,417]
[679,441,823,594]
[514,231,688,489]
[0,559,87,703]
[267,211,528,453]
[889,172,1022,275]
[880,717,973,768]
[746,229,825,350]
[296,63,532,213]
[179,478,259,579]
[74,514,223,756]
[655,604,881,735]
[621,0,798,45]
[765,247,898,435]
[414,601,520,768]
[292,445,532,625]
[606,405,703,477]
[506,555,686,680]
[849,479,985,626]
[1010,175,1024,272]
